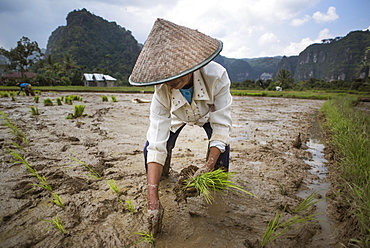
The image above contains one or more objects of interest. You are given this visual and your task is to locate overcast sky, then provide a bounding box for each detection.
[0,0,369,59]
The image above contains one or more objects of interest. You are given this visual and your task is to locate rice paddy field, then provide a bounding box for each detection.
[0,91,359,247]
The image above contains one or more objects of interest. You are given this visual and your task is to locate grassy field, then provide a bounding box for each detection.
[1,86,369,100]
[320,96,370,246]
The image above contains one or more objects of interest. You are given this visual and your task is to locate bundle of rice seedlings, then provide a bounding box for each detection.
[43,98,53,106]
[64,96,73,105]
[183,168,256,204]
[111,96,117,102]
[102,95,108,102]
[0,92,9,97]
[11,96,16,101]
[34,95,39,103]
[56,98,62,105]
[73,105,85,118]
[30,106,40,115]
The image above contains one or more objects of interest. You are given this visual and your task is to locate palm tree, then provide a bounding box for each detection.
[277,69,294,89]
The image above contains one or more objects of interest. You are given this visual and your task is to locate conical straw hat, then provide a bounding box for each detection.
[129,18,222,86]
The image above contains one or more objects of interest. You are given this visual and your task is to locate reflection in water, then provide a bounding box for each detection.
[297,114,336,246]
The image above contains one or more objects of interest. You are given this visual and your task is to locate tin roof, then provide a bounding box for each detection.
[83,73,117,81]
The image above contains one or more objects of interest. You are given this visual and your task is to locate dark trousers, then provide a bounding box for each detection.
[144,122,230,176]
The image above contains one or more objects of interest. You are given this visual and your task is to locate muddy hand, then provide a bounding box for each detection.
[193,166,212,178]
[147,204,164,236]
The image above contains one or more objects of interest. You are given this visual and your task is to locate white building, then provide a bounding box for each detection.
[83,73,117,87]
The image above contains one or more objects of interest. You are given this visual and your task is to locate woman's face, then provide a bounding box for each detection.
[165,73,193,89]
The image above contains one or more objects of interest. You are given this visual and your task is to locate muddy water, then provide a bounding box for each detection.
[0,93,342,247]
[297,113,336,247]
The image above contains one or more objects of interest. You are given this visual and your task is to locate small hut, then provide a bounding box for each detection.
[83,73,117,87]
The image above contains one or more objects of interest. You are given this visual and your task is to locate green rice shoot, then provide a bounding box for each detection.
[43,98,53,106]
[30,106,40,115]
[51,193,65,208]
[111,96,117,102]
[260,192,322,247]
[69,152,102,180]
[102,95,108,102]
[9,149,52,191]
[125,199,135,214]
[183,168,256,204]
[131,231,154,247]
[73,105,86,118]
[0,111,29,146]
[56,98,62,105]
[107,179,121,196]
[43,215,66,234]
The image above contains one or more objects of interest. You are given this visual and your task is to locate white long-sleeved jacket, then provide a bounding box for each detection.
[146,61,232,165]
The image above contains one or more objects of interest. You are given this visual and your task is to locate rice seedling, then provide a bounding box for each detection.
[0,111,29,146]
[51,193,65,208]
[111,96,117,102]
[107,179,121,196]
[127,231,154,247]
[69,153,102,180]
[65,105,86,119]
[34,90,41,95]
[11,96,16,101]
[102,95,109,102]
[125,199,135,214]
[43,98,53,106]
[31,174,53,191]
[69,95,83,101]
[0,91,9,97]
[183,168,256,204]
[56,98,62,105]
[293,190,322,214]
[73,105,85,118]
[260,192,322,247]
[30,106,40,116]
[43,215,66,234]
[64,96,73,105]
[9,149,52,191]
[34,95,39,103]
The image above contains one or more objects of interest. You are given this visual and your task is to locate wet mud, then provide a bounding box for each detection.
[0,92,344,247]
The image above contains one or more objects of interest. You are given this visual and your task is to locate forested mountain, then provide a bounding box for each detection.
[44,9,369,84]
[214,56,282,83]
[276,30,370,82]
[214,55,256,82]
[46,9,141,81]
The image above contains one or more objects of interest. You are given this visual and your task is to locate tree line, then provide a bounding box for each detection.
[0,36,130,86]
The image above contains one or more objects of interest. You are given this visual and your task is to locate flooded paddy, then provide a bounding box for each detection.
[0,93,345,247]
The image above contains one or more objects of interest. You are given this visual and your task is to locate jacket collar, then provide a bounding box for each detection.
[170,70,210,111]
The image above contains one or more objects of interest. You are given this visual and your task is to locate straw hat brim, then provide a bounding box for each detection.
[129,19,223,86]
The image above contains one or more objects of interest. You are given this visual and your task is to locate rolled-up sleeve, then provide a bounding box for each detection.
[146,86,171,166]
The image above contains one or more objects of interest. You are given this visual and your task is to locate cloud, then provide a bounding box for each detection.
[312,6,339,23]
[282,28,333,56]
[290,15,311,26]
[258,33,280,46]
